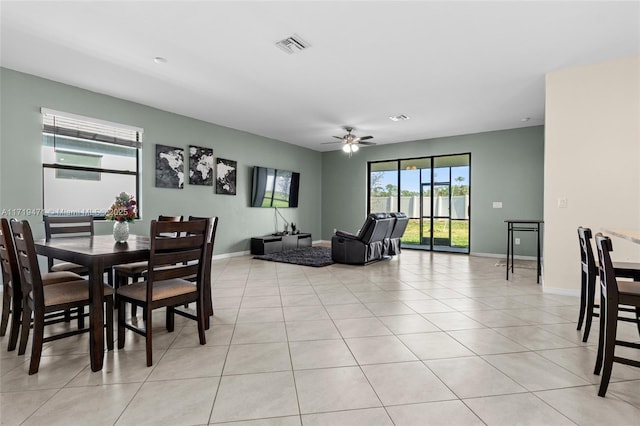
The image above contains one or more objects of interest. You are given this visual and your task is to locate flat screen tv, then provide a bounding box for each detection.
[251,166,300,208]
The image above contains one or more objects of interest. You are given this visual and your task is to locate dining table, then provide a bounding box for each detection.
[602,228,640,281]
[602,229,640,245]
[35,234,150,371]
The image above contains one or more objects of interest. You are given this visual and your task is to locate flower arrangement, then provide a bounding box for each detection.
[106,192,137,222]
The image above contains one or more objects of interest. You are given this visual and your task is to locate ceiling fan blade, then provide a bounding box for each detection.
[333,136,344,140]
[321,141,345,145]
[359,141,376,146]
[359,136,374,140]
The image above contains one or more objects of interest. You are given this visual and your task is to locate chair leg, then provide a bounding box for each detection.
[77,306,85,329]
[197,299,206,345]
[117,299,126,350]
[0,291,10,336]
[166,306,175,332]
[598,299,618,397]
[131,276,140,318]
[594,292,606,375]
[7,297,21,351]
[583,273,597,342]
[577,272,587,331]
[28,312,45,375]
[635,307,640,336]
[105,297,114,351]
[18,303,32,355]
[145,307,153,367]
[115,271,126,310]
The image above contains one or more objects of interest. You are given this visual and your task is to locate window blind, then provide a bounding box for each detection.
[42,108,143,149]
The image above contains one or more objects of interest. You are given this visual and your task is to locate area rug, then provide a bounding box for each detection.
[254,246,334,267]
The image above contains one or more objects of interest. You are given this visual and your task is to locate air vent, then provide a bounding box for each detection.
[389,114,410,122]
[275,34,311,54]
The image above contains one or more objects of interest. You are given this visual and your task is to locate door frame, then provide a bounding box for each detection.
[367,152,471,254]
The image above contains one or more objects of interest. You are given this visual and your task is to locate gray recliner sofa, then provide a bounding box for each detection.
[331,213,395,265]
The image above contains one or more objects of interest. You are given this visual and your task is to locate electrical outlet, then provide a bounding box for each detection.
[515,238,521,245]
[492,201,502,209]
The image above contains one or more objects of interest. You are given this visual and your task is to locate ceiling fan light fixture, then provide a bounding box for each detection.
[351,144,359,152]
[342,144,351,153]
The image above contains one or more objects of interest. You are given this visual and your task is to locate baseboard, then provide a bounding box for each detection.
[470,252,537,261]
[542,287,579,297]
[213,250,250,260]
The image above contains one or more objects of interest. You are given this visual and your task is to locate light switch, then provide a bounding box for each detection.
[558,198,568,208]
[492,202,503,209]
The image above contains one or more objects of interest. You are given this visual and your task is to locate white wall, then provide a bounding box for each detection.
[544,55,640,294]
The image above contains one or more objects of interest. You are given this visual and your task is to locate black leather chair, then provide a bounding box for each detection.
[331,213,394,265]
[385,212,409,256]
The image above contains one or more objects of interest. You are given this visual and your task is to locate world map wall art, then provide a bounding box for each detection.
[189,145,214,186]
[216,158,237,195]
[155,144,184,189]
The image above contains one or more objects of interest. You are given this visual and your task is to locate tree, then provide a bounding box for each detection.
[453,176,469,196]
[370,172,384,196]
[385,183,398,196]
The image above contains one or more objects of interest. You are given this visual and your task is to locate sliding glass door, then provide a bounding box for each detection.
[368,153,470,253]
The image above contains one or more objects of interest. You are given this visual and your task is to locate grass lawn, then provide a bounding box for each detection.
[402,219,469,247]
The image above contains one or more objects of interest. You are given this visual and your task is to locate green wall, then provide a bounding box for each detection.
[0,68,322,255]
[1,67,544,257]
[321,126,544,256]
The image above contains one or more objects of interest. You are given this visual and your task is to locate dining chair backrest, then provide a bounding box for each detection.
[578,227,597,276]
[43,215,94,271]
[188,216,218,280]
[157,215,183,237]
[11,220,45,309]
[44,215,94,240]
[146,219,209,301]
[158,215,183,222]
[595,234,618,301]
[1,218,21,345]
[188,216,218,250]
[0,218,20,296]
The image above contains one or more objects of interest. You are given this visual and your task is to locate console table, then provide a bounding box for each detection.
[251,233,312,255]
[505,219,543,284]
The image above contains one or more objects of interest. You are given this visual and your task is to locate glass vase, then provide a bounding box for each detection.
[113,221,130,243]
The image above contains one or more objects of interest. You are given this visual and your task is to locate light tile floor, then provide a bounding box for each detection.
[1,250,640,425]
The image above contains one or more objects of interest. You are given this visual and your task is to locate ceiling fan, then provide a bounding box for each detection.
[322,127,376,155]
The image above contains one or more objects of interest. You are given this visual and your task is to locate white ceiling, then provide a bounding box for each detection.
[1,1,639,151]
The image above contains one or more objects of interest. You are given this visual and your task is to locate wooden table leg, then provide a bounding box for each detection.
[89,261,105,372]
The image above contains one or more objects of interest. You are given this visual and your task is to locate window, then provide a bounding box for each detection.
[41,109,142,218]
[368,153,470,253]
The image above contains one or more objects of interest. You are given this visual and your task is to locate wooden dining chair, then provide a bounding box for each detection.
[43,215,94,275]
[576,227,640,342]
[11,219,114,374]
[44,215,115,324]
[593,234,640,396]
[116,219,209,366]
[188,216,218,328]
[1,218,87,351]
[113,215,182,318]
